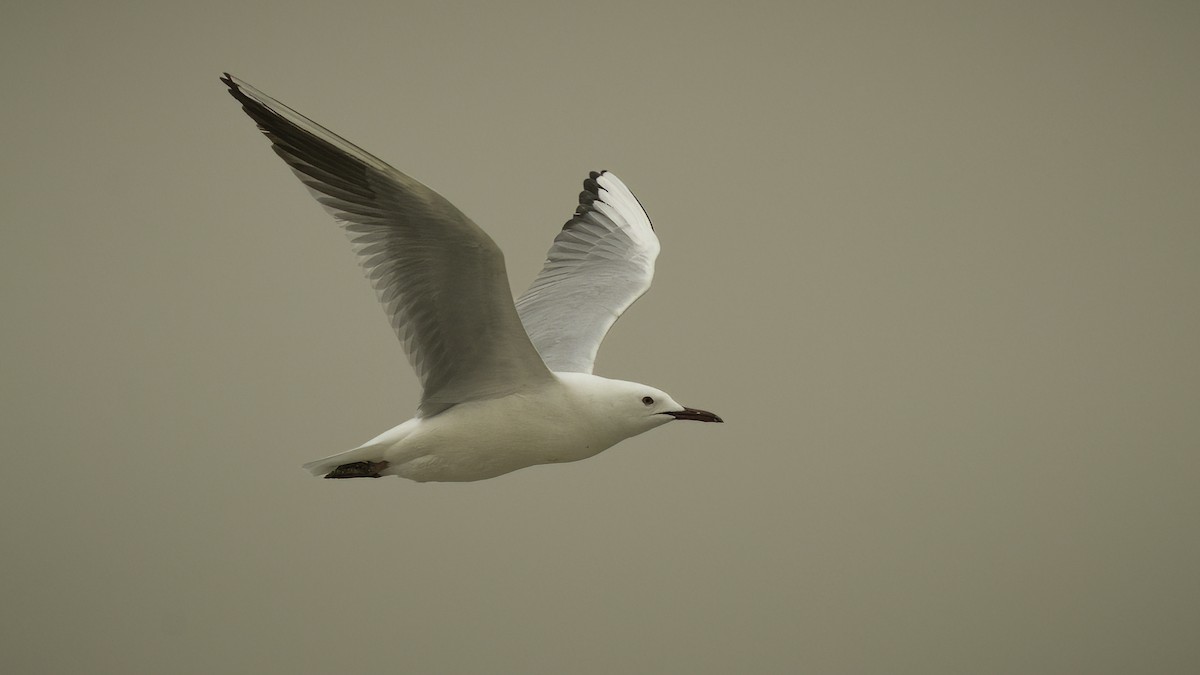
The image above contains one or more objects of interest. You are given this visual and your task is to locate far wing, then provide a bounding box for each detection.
[515,171,660,373]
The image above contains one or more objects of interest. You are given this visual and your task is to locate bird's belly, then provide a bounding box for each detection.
[384,406,616,482]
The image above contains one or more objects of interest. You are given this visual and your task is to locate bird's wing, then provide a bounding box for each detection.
[515,171,660,373]
[222,74,552,416]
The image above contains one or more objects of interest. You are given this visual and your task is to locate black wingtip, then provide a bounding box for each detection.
[562,170,608,229]
[219,73,288,138]
[221,72,253,108]
[581,169,611,195]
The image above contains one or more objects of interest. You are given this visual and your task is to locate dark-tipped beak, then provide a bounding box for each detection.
[664,407,724,423]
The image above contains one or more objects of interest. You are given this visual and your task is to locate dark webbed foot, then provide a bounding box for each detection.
[324,460,390,479]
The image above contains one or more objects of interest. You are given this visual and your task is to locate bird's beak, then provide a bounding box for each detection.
[664,407,723,423]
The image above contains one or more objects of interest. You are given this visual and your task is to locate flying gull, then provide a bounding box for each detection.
[221,73,722,482]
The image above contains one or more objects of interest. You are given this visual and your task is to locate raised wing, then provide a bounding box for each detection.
[515,171,660,373]
[222,74,552,416]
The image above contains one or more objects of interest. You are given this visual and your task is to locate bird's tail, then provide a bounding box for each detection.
[302,445,389,479]
[302,419,417,478]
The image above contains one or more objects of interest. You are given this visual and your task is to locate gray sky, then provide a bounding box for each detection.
[3,1,1198,673]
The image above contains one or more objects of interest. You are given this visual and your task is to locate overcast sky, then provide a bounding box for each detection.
[3,1,1198,673]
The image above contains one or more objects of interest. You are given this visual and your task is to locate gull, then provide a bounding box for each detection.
[221,73,722,482]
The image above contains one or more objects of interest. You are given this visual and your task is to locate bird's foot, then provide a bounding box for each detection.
[324,460,390,479]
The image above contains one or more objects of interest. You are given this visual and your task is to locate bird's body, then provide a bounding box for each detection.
[306,374,676,482]
[222,73,721,483]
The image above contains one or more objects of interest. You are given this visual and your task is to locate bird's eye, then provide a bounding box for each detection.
[642,396,655,406]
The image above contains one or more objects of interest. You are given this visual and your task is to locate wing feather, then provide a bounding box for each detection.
[222,74,552,416]
[515,171,659,373]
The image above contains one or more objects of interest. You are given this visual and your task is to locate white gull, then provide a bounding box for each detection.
[222,73,722,482]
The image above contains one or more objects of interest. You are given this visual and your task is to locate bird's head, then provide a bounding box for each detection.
[582,376,723,436]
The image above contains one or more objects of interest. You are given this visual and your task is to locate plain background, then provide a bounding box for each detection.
[2,1,1197,673]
